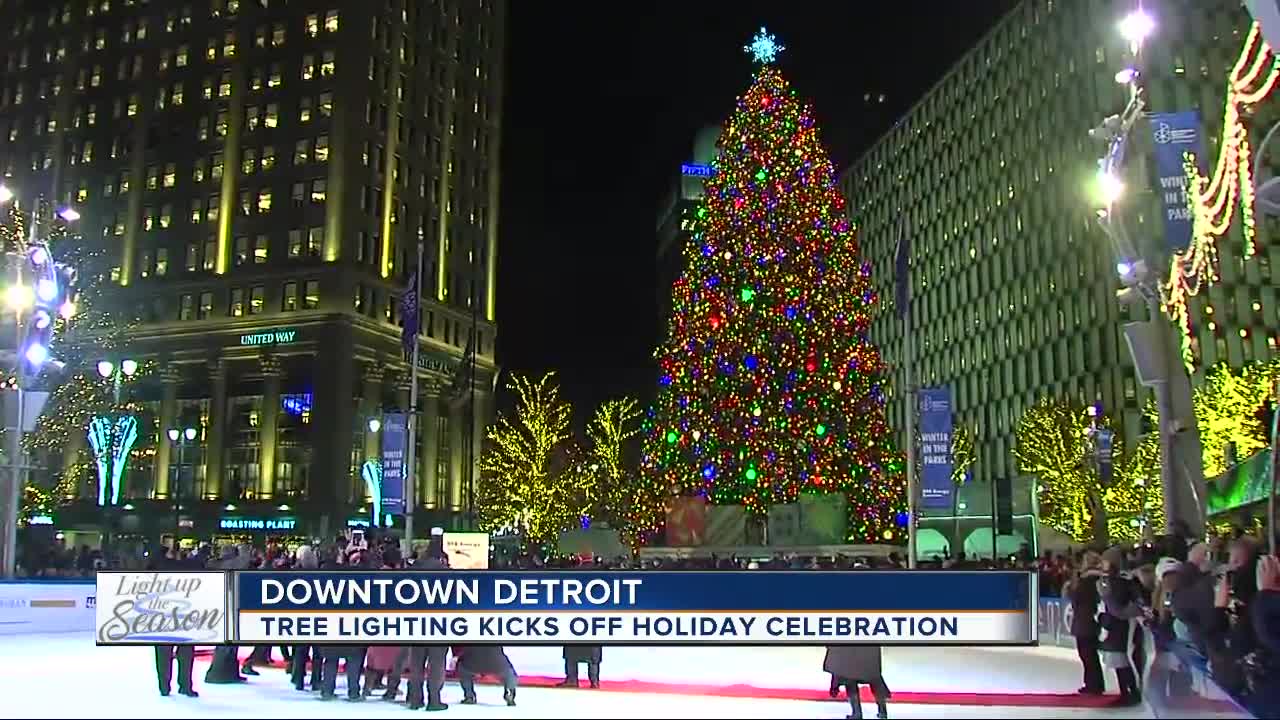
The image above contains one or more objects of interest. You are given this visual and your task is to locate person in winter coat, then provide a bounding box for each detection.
[1253,554,1280,653]
[205,546,251,684]
[364,547,406,699]
[150,549,198,698]
[558,645,602,689]
[405,539,450,711]
[1172,542,1218,652]
[823,645,890,720]
[453,645,518,706]
[319,548,370,701]
[1097,545,1144,706]
[1065,550,1105,695]
[289,545,322,692]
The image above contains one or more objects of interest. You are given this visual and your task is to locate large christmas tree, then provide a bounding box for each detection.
[640,30,906,543]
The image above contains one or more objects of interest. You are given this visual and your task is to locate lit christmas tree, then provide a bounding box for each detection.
[640,30,906,543]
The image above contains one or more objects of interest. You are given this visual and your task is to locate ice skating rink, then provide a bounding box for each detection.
[0,634,1151,719]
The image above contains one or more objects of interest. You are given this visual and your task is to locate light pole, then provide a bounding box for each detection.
[92,358,139,552]
[167,426,198,549]
[1091,6,1205,538]
[1,191,78,577]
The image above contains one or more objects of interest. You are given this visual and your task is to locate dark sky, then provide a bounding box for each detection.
[495,2,1017,417]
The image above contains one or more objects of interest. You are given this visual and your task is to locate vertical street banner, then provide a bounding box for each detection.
[1096,428,1115,486]
[918,388,954,510]
[380,413,407,515]
[1148,111,1205,252]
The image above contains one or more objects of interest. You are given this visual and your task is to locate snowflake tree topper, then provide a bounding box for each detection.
[744,27,784,65]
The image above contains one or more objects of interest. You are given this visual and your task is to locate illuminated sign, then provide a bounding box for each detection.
[416,352,455,375]
[239,328,298,347]
[681,164,714,178]
[27,515,54,526]
[218,516,297,531]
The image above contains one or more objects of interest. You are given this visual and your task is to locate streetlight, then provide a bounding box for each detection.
[0,186,12,205]
[97,357,138,403]
[167,426,199,549]
[1118,9,1155,52]
[367,417,382,433]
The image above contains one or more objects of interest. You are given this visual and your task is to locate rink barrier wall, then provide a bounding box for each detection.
[0,580,97,636]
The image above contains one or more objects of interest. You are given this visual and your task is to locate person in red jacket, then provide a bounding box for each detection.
[452,645,517,706]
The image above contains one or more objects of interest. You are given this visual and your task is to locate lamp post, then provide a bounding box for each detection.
[1091,6,1205,538]
[93,358,138,553]
[168,426,198,549]
[1,191,78,577]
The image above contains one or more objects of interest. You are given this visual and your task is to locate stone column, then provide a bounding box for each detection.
[310,328,355,524]
[153,365,182,498]
[206,359,229,500]
[469,390,491,516]
[420,385,440,510]
[361,365,385,468]
[448,402,464,511]
[258,354,282,498]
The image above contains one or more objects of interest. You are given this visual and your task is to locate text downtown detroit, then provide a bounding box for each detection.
[245,576,964,640]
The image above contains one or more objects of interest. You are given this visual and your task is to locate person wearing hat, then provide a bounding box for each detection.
[1098,545,1144,706]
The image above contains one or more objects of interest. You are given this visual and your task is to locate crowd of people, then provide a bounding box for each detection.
[1056,531,1280,717]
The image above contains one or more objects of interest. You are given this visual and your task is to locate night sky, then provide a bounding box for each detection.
[496,2,1017,419]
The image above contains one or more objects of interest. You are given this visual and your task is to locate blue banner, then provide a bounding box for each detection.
[918,388,953,509]
[380,413,407,514]
[1149,111,1205,253]
[234,570,1032,612]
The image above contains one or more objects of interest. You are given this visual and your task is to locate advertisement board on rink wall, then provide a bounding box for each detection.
[0,581,97,636]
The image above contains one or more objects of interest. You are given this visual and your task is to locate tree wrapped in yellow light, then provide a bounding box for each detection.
[582,397,649,544]
[951,424,976,487]
[476,372,587,544]
[1194,358,1280,477]
[1014,398,1161,546]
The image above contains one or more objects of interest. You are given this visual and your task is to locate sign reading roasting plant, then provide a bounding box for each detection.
[95,571,229,645]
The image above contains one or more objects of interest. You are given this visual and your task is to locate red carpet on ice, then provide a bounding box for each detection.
[194,652,1119,709]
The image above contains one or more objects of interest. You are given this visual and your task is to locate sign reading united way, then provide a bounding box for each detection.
[95,572,229,645]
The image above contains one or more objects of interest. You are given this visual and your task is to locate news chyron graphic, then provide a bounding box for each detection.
[231,571,1034,645]
[94,572,229,645]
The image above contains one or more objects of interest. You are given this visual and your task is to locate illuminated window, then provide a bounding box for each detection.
[288,230,303,256]
[206,40,217,61]
[255,26,267,48]
[190,199,202,224]
[294,140,310,165]
[291,182,305,204]
[262,146,276,170]
[257,188,272,212]
[160,204,172,228]
[319,92,333,117]
[239,190,252,216]
[268,63,282,87]
[81,140,94,163]
[302,54,315,80]
[211,154,223,180]
[193,159,206,183]
[202,79,213,100]
[229,288,245,316]
[218,72,232,97]
[264,103,278,127]
[305,14,319,37]
[76,184,89,203]
[324,10,339,32]
[180,294,195,320]
[176,45,189,67]
[299,97,312,123]
[283,282,299,311]
[163,163,176,187]
[307,227,324,255]
[223,31,236,57]
[320,50,335,76]
[159,51,171,72]
[246,106,259,132]
[234,237,249,266]
[310,179,327,203]
[215,111,229,137]
[249,286,265,315]
[250,69,263,91]
[206,195,220,223]
[156,248,169,276]
[126,93,138,116]
[171,83,183,106]
[314,135,329,163]
[199,291,214,318]
[242,148,257,175]
[253,235,268,264]
[95,29,106,50]
[198,117,210,141]
[143,207,155,230]
[303,280,320,309]
[202,241,217,272]
[271,23,286,47]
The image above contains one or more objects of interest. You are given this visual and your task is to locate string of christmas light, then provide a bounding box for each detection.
[1194,356,1280,477]
[1162,21,1280,370]
[642,61,906,544]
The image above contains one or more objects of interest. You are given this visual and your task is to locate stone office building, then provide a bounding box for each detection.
[0,0,506,541]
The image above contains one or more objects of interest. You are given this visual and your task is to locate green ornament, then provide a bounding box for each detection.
[755,169,767,181]
[666,431,678,444]
[815,423,827,436]
[740,287,755,303]
[745,467,758,481]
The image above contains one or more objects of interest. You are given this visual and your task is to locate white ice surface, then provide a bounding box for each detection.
[0,633,1151,719]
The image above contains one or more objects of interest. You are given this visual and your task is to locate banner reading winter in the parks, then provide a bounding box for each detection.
[918,387,954,510]
[642,30,905,543]
[379,412,407,514]
[1148,110,1205,252]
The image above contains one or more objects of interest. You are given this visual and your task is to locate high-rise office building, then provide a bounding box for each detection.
[838,0,1274,549]
[656,126,719,338]
[0,0,505,542]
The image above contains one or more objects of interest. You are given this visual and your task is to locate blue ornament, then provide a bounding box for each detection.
[895,512,909,528]
[785,306,797,320]
[743,355,758,370]
[702,465,716,479]
[660,374,672,386]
